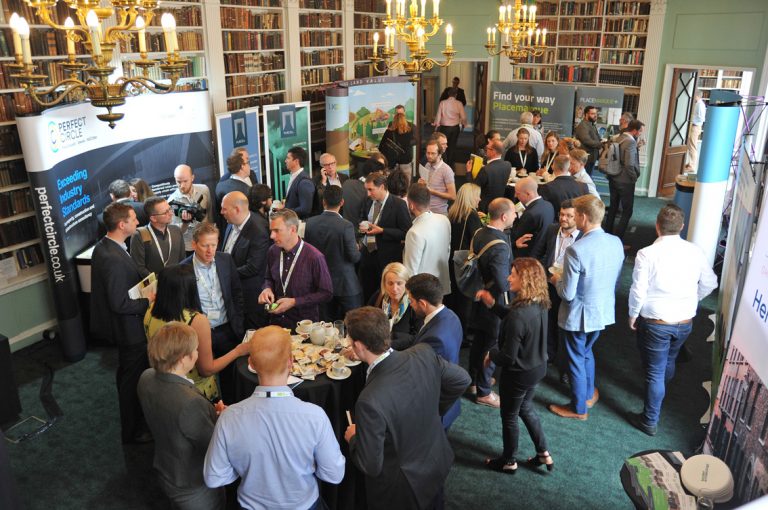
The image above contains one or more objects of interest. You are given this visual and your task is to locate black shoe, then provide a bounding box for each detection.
[559,372,570,386]
[128,431,154,444]
[629,413,657,436]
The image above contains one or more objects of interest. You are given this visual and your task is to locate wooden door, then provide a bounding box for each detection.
[474,62,488,136]
[657,68,697,197]
[423,75,438,122]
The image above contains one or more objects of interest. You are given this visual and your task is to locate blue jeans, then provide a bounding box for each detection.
[563,330,601,414]
[637,319,693,427]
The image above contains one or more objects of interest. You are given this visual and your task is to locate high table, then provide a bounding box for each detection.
[234,356,367,510]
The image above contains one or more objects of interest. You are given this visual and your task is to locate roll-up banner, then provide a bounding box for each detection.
[216,107,262,182]
[17,91,215,361]
[489,82,575,136]
[262,101,312,202]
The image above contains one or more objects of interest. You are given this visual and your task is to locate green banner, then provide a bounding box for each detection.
[263,101,312,201]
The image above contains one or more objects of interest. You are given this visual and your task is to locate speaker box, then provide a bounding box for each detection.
[0,334,22,427]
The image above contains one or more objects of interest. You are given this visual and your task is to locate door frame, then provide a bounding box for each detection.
[657,68,698,197]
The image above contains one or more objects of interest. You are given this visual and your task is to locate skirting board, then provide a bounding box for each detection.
[9,319,58,353]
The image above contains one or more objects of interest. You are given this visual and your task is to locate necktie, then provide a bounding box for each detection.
[366,201,382,253]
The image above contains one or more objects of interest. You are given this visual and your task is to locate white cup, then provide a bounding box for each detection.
[359,220,370,231]
[332,360,346,376]
[296,319,312,334]
[310,326,326,346]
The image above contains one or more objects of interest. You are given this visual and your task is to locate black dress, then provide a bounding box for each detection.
[379,129,414,167]
[505,147,539,174]
[368,291,422,350]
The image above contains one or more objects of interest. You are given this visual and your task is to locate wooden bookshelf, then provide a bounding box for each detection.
[698,69,744,102]
[353,0,387,79]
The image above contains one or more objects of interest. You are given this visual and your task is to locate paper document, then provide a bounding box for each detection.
[469,154,484,179]
[418,164,429,183]
[128,272,157,300]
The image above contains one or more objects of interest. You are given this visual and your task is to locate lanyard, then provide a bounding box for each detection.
[545,153,555,171]
[252,390,292,398]
[148,227,172,267]
[279,240,304,296]
[519,150,527,168]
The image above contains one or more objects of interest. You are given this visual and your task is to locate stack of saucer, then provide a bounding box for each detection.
[680,455,734,503]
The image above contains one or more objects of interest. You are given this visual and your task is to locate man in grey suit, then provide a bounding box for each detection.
[472,140,512,213]
[304,185,362,321]
[548,195,624,420]
[138,322,224,510]
[130,196,186,278]
[344,307,470,510]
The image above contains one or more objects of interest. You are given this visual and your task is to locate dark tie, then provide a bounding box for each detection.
[366,201,382,252]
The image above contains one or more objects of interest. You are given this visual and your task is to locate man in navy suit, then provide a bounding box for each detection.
[220,191,270,330]
[281,146,315,219]
[548,195,624,420]
[215,148,254,230]
[511,176,555,260]
[538,155,589,215]
[406,273,463,430]
[472,140,512,213]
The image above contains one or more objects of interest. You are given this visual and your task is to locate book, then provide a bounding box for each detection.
[128,272,157,300]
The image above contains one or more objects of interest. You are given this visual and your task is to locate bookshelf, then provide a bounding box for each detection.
[697,69,744,102]
[353,0,388,79]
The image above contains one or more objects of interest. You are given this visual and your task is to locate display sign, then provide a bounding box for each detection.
[262,101,312,201]
[216,107,262,182]
[489,82,575,136]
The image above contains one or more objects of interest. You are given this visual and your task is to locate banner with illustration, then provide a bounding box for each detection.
[216,107,262,182]
[573,86,624,138]
[262,101,311,201]
[16,91,215,360]
[488,82,575,136]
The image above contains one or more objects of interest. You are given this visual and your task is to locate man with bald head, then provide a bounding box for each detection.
[511,176,555,259]
[220,191,271,330]
[169,164,213,254]
[204,326,345,510]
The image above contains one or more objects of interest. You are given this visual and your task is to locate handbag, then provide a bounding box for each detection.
[453,228,506,299]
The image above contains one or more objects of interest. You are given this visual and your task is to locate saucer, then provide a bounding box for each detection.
[326,366,352,380]
[343,357,362,367]
[247,363,257,374]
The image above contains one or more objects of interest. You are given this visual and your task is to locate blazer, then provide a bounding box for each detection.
[304,211,362,297]
[220,213,271,314]
[137,369,218,490]
[341,178,367,227]
[413,307,463,428]
[312,172,349,214]
[90,237,150,346]
[362,194,412,267]
[215,178,250,229]
[540,224,583,269]
[539,175,589,215]
[349,345,470,510]
[180,252,245,340]
[403,212,452,296]
[471,226,512,335]
[556,227,624,333]
[574,120,602,167]
[97,198,149,242]
[504,147,539,174]
[284,170,316,219]
[218,170,259,184]
[129,224,186,278]
[511,197,555,260]
[473,159,512,213]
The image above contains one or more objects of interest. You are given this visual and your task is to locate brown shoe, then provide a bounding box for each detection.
[476,392,501,408]
[587,388,599,409]
[548,404,587,420]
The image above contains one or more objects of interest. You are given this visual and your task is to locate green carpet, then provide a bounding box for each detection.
[6,196,719,509]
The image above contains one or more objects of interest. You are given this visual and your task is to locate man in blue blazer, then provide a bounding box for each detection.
[282,146,315,219]
[548,195,624,420]
[511,176,555,260]
[406,273,463,430]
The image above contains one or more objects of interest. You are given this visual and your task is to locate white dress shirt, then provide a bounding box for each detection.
[223,213,250,254]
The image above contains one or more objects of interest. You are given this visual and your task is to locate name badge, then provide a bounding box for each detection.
[208,310,221,321]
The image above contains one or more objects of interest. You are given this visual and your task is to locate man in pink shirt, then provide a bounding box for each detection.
[433,88,466,170]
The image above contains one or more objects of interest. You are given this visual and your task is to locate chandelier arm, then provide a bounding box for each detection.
[24,81,88,108]
[423,21,442,39]
[118,77,177,96]
[32,6,69,31]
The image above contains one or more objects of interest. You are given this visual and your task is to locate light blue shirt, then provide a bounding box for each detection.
[692,98,706,126]
[192,255,228,328]
[204,386,345,510]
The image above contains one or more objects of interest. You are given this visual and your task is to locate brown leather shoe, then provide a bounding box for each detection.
[548,404,587,420]
[586,388,599,409]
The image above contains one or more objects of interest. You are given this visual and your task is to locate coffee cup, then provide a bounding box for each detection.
[359,220,370,231]
[296,320,312,334]
[332,360,346,377]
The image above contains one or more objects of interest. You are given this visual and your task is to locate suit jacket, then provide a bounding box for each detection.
[470,226,512,335]
[539,175,589,215]
[403,212,451,295]
[473,159,512,213]
[220,213,271,314]
[218,170,259,184]
[414,307,463,428]
[613,133,640,184]
[97,198,149,242]
[511,197,555,260]
[540,224,583,269]
[284,170,316,219]
[341,178,367,227]
[574,119,602,167]
[556,227,624,333]
[180,252,244,340]
[129,224,186,278]
[137,369,218,490]
[215,178,250,230]
[362,194,412,267]
[312,172,349,214]
[349,345,470,510]
[90,237,150,346]
[304,211,362,297]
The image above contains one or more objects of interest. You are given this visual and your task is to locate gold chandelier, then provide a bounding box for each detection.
[485,0,548,63]
[370,0,455,81]
[7,0,189,128]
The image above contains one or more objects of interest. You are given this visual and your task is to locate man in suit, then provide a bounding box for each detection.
[344,307,469,510]
[304,185,362,321]
[90,202,152,444]
[138,322,224,509]
[130,196,186,278]
[472,140,512,213]
[539,155,588,215]
[573,105,602,174]
[548,195,624,420]
[220,191,271,330]
[511,176,555,260]
[604,120,644,246]
[406,273,463,430]
[403,184,451,296]
[438,76,467,106]
[215,148,253,229]
[97,179,149,241]
[281,146,315,219]
[358,171,412,302]
[313,153,348,211]
[468,198,515,408]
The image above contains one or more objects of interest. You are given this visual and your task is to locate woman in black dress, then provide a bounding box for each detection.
[505,127,539,175]
[379,112,414,172]
[368,262,422,349]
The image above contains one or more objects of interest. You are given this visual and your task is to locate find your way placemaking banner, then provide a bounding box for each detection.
[17,91,215,361]
[489,82,575,136]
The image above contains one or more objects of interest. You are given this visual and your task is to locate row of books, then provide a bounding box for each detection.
[299,31,343,48]
[0,161,26,187]
[354,13,382,30]
[556,65,597,83]
[601,49,644,65]
[0,126,21,157]
[354,32,378,46]
[559,17,602,31]
[122,56,206,80]
[299,12,342,28]
[721,79,742,89]
[301,87,327,103]
[354,47,374,61]
[299,0,342,9]
[605,18,648,33]
[225,72,285,97]
[301,48,343,67]
[557,48,599,62]
[147,6,202,27]
[521,51,557,64]
[301,66,343,87]
[558,33,600,47]
[0,93,44,122]
[537,18,559,31]
[119,31,204,54]
[353,0,386,13]
[622,93,640,115]
[0,188,33,219]
[537,2,560,16]
[221,0,282,7]
[512,66,555,81]
[559,1,604,16]
[354,63,387,79]
[0,216,38,249]
[598,68,643,86]
[13,243,44,271]
[221,8,282,30]
[606,1,651,16]
[222,31,283,51]
[603,34,647,49]
[0,28,86,59]
[224,52,285,74]
[226,91,286,112]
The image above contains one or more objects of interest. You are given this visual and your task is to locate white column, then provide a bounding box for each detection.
[342,0,355,80]
[285,0,302,102]
[203,0,226,114]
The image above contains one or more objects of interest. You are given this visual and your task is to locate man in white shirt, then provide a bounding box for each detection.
[168,164,213,254]
[281,146,315,219]
[686,92,706,171]
[568,149,600,198]
[403,184,451,296]
[628,203,718,436]
[502,111,545,158]
[418,139,456,215]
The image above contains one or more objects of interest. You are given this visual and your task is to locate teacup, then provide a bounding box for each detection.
[359,220,370,231]
[310,326,326,346]
[296,320,312,334]
[331,360,346,377]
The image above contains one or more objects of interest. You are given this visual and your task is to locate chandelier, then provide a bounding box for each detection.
[485,0,548,63]
[7,0,189,128]
[370,0,455,81]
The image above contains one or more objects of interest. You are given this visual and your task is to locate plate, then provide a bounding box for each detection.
[326,366,352,380]
[247,363,257,374]
[343,357,362,367]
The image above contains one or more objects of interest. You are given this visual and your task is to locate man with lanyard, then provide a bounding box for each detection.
[130,196,186,278]
[418,139,456,215]
[204,326,345,510]
[258,209,333,329]
[168,164,213,256]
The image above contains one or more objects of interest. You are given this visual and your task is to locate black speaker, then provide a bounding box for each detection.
[0,334,22,427]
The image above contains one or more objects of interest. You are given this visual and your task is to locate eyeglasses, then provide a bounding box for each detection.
[152,208,173,216]
[321,161,337,167]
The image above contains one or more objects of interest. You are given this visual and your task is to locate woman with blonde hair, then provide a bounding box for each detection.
[446,183,483,329]
[477,257,554,474]
[369,262,422,349]
[379,112,414,173]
